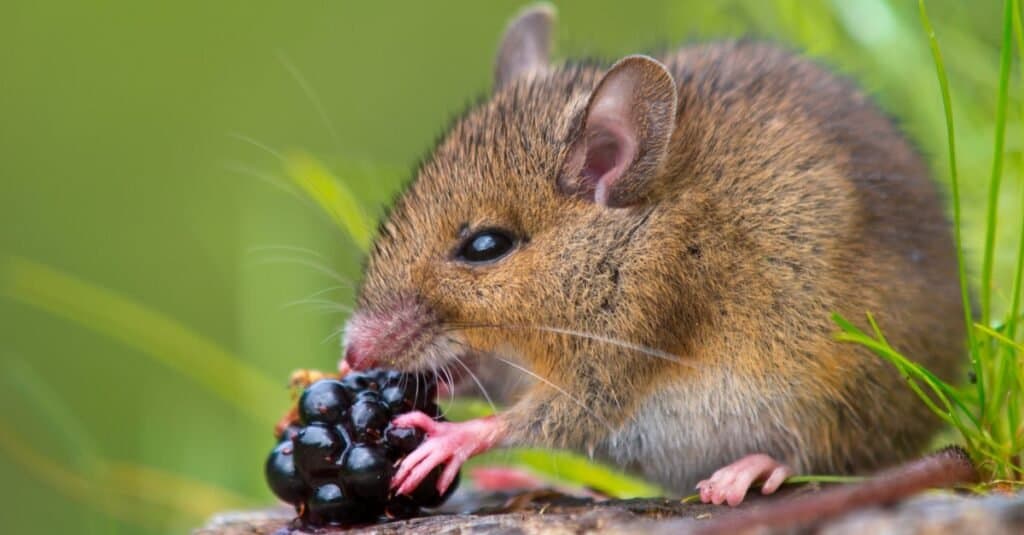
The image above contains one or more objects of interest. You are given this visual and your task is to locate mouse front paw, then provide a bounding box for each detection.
[696,453,793,506]
[390,412,506,497]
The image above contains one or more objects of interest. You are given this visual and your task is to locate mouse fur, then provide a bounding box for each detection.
[343,6,965,494]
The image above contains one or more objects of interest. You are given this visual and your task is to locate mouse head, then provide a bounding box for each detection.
[343,5,686,378]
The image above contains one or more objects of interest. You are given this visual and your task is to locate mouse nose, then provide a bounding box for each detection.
[343,335,376,371]
[342,295,438,371]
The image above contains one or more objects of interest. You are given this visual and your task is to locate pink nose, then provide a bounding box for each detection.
[344,341,374,371]
[343,314,382,370]
[342,295,436,371]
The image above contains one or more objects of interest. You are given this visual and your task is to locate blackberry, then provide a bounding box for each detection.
[383,424,424,459]
[265,440,306,504]
[354,389,383,404]
[384,495,421,520]
[380,385,412,412]
[264,369,459,527]
[391,373,438,411]
[378,369,405,386]
[307,483,370,525]
[298,380,349,425]
[350,399,389,440]
[292,423,343,479]
[340,371,378,394]
[341,444,393,501]
[276,423,301,443]
[410,465,460,508]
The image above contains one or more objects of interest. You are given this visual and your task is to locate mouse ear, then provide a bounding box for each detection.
[557,55,678,208]
[494,3,556,90]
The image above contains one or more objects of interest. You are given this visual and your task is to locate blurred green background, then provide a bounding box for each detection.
[0,1,1020,533]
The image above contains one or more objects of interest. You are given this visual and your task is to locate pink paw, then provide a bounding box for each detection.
[390,412,505,497]
[696,454,793,506]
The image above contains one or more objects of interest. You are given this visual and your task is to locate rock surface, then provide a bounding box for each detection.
[195,488,1024,535]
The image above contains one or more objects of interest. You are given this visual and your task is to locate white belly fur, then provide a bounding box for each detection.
[593,378,810,494]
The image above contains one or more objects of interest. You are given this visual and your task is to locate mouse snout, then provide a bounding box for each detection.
[342,294,440,371]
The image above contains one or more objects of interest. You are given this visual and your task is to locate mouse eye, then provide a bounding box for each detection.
[455,229,516,264]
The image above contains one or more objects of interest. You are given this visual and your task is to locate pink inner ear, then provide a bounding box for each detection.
[582,131,620,183]
[583,120,637,206]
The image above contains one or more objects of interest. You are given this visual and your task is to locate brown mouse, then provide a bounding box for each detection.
[340,4,965,506]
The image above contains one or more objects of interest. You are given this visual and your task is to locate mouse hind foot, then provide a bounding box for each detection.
[696,453,793,506]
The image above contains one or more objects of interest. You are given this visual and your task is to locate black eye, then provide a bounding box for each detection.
[456,229,516,264]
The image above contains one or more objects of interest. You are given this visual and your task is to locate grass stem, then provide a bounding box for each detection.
[917,0,985,413]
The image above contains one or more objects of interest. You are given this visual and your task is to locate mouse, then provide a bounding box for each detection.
[339,4,965,507]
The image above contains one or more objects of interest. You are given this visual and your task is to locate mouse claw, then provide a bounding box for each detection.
[390,413,505,496]
[696,454,793,506]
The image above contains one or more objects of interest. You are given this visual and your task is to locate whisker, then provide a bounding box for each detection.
[227,132,285,161]
[251,256,354,287]
[490,355,614,434]
[446,364,457,406]
[222,161,307,202]
[325,311,364,345]
[438,362,456,406]
[302,304,350,315]
[283,285,351,313]
[322,325,347,346]
[283,298,353,313]
[414,363,424,413]
[274,50,344,152]
[290,284,349,302]
[247,244,331,261]
[450,352,498,416]
[304,306,351,319]
[247,246,357,288]
[445,322,694,368]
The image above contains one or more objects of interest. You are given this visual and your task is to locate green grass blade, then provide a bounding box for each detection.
[833,313,979,430]
[0,256,282,426]
[979,0,1016,335]
[866,312,890,345]
[975,323,1024,353]
[3,359,103,475]
[0,416,253,529]
[917,0,983,411]
[439,397,498,421]
[101,461,255,517]
[1008,0,1024,429]
[979,0,1018,427]
[831,313,858,333]
[284,150,373,251]
[2,358,256,527]
[439,399,662,497]
[837,330,956,427]
[977,318,1021,435]
[0,419,166,530]
[1005,0,1024,344]
[2,359,118,533]
[468,448,663,498]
